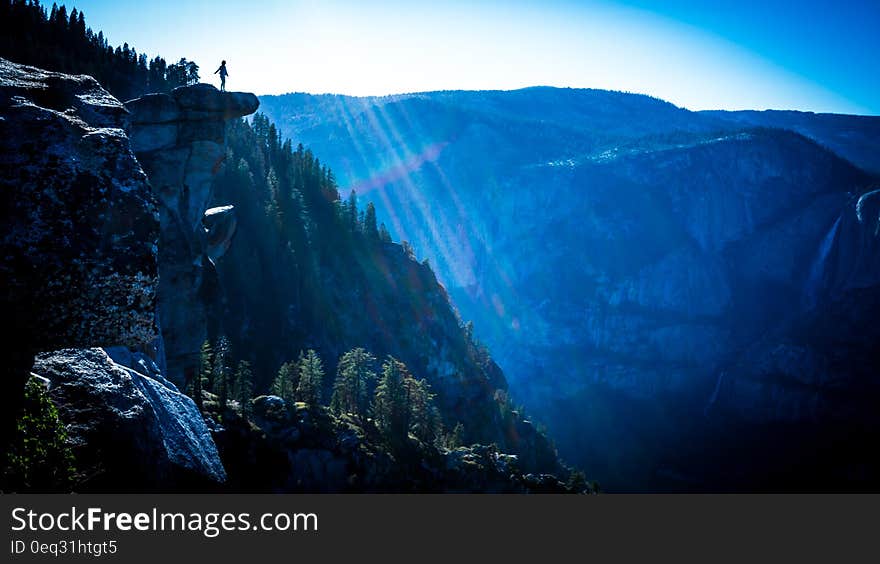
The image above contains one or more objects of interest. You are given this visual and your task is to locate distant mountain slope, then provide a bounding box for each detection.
[259,87,880,491]
[258,88,732,291]
[704,109,880,174]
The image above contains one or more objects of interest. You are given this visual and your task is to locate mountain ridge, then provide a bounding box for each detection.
[259,86,880,491]
[260,87,880,177]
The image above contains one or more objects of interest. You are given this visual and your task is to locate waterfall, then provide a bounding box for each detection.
[803,215,842,309]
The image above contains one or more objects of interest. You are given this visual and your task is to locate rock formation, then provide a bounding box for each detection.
[204,205,238,263]
[717,188,880,424]
[213,394,575,493]
[125,85,258,389]
[31,348,226,490]
[0,58,158,449]
[1,59,257,489]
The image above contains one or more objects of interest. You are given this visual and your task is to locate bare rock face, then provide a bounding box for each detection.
[0,60,247,489]
[126,85,258,389]
[32,348,226,490]
[0,58,158,353]
[824,189,880,296]
[0,58,158,446]
[718,188,880,424]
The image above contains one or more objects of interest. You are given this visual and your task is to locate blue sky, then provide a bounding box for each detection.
[70,0,878,114]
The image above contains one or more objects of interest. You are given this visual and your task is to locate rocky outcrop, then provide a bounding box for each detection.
[32,348,225,490]
[820,189,880,298]
[0,60,254,490]
[0,58,158,448]
[213,394,578,493]
[126,85,258,389]
[204,205,238,263]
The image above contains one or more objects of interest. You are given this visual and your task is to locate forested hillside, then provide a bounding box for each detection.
[0,0,198,100]
[205,113,565,475]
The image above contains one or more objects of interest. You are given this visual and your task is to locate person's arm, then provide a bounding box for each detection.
[214,67,220,74]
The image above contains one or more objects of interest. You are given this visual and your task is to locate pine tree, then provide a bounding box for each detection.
[566,469,590,493]
[373,356,411,446]
[76,10,86,38]
[165,57,195,89]
[379,222,392,243]
[346,189,359,233]
[267,123,280,158]
[443,422,465,449]
[402,240,416,258]
[406,377,442,445]
[187,365,203,412]
[55,5,67,33]
[295,350,324,407]
[364,202,379,240]
[2,378,76,491]
[234,360,254,417]
[199,340,214,395]
[185,341,207,412]
[271,360,298,405]
[330,348,377,418]
[185,60,199,85]
[213,335,232,411]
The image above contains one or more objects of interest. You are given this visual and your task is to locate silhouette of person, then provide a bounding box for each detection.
[214,60,228,91]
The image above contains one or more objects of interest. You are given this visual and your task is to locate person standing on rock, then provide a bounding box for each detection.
[214,60,229,91]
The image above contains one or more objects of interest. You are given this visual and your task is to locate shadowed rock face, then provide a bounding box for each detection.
[32,348,226,491]
[126,85,258,389]
[0,58,158,354]
[0,61,242,490]
[0,58,158,446]
[718,189,880,424]
[213,394,574,493]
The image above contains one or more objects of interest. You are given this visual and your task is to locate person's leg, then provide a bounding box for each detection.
[221,76,225,91]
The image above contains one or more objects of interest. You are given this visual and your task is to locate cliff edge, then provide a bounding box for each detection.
[1,59,258,489]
